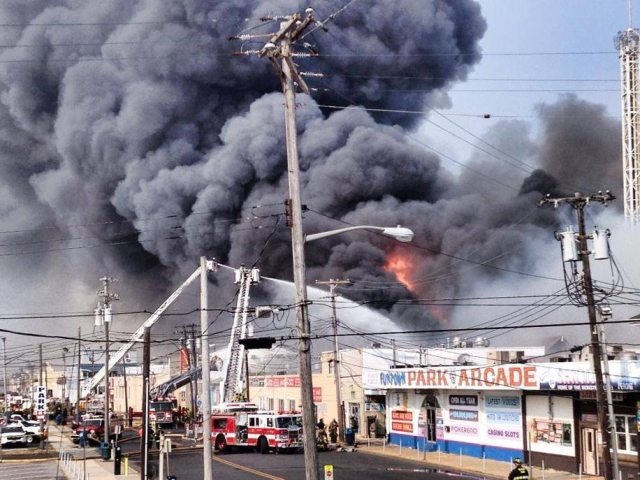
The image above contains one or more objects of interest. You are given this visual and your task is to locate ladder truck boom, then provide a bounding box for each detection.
[84,266,202,396]
[221,267,259,403]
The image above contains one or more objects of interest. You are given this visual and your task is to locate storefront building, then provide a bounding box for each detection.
[365,364,536,461]
[364,359,640,476]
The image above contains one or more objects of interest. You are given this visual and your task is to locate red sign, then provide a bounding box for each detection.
[266,376,302,388]
[391,422,413,432]
[391,411,413,421]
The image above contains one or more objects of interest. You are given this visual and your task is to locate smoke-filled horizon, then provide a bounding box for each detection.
[0,0,633,359]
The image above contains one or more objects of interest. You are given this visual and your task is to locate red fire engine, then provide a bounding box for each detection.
[211,403,303,453]
[149,399,176,428]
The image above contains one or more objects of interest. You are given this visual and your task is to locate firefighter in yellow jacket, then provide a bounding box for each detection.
[508,458,530,480]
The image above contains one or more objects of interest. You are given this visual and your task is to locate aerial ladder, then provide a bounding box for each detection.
[83,260,218,397]
[221,266,260,402]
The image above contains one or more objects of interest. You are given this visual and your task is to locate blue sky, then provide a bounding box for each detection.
[428,0,631,162]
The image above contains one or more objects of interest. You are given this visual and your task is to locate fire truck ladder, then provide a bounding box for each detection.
[221,266,260,402]
[151,366,202,399]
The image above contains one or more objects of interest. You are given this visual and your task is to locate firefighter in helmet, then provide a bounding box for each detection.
[508,458,530,480]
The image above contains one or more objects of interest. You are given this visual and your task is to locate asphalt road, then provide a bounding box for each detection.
[137,449,479,480]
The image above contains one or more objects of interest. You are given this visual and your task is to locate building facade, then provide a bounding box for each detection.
[363,354,640,478]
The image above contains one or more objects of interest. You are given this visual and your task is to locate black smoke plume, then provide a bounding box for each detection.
[0,1,626,347]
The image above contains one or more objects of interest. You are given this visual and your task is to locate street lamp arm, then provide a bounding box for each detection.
[304,225,414,243]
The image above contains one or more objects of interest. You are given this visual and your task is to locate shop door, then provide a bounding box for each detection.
[581,427,597,475]
[421,394,439,443]
[349,403,360,433]
[426,406,437,442]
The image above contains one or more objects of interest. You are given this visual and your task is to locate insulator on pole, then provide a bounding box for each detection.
[592,229,611,260]
[559,228,578,262]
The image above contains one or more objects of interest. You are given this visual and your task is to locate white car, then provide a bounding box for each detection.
[0,424,28,446]
[8,420,46,445]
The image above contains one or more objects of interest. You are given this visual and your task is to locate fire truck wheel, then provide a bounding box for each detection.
[258,436,269,454]
[214,435,228,453]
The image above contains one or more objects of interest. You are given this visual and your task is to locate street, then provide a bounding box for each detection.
[137,448,478,480]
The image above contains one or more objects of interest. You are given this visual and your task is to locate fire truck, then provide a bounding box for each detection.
[211,403,303,453]
[149,399,176,428]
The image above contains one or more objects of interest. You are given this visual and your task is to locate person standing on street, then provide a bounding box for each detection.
[508,458,530,480]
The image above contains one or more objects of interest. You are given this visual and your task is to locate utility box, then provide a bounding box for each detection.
[100,442,111,461]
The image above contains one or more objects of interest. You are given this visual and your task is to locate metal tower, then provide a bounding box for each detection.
[616,4,640,223]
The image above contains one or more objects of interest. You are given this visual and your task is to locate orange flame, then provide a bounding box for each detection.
[384,251,449,324]
[384,250,417,293]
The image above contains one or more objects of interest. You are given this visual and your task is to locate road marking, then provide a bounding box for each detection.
[213,455,285,480]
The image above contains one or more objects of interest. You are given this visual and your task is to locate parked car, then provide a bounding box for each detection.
[0,424,28,447]
[9,420,47,444]
[9,414,29,423]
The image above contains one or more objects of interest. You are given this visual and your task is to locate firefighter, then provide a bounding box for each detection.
[508,458,530,480]
[328,419,338,443]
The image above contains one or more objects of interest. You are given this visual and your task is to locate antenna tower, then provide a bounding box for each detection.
[616,0,640,223]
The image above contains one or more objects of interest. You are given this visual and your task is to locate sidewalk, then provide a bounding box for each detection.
[355,437,605,480]
[47,424,139,480]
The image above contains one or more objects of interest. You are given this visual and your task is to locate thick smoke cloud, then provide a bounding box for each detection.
[0,0,628,348]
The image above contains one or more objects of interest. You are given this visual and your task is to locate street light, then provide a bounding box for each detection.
[305,225,414,243]
[296,224,414,474]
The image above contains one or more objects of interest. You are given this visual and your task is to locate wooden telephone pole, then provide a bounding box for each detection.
[539,191,615,480]
[259,9,319,480]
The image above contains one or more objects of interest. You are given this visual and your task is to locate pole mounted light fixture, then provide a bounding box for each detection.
[305,225,414,243]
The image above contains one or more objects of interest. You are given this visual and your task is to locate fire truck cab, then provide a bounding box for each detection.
[149,399,176,428]
[211,403,303,454]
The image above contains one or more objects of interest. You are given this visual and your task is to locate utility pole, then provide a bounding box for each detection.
[141,327,150,480]
[200,256,215,480]
[539,191,615,480]
[96,276,119,451]
[0,337,4,462]
[256,10,320,480]
[76,328,81,425]
[244,350,250,401]
[39,344,43,386]
[122,356,129,427]
[316,279,351,443]
[597,307,620,478]
[2,337,6,415]
[189,324,198,416]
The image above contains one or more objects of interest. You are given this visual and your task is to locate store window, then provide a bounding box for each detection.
[614,415,638,453]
